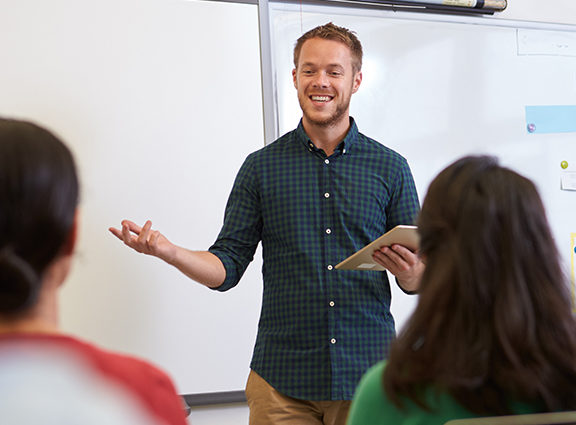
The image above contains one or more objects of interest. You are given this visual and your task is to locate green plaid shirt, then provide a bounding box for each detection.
[209,118,420,401]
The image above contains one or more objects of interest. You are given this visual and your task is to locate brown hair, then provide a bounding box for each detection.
[384,155,576,415]
[293,22,363,73]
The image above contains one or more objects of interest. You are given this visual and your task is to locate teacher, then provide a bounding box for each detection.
[110,22,423,425]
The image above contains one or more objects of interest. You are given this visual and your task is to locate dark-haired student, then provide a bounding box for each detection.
[347,155,576,425]
[0,118,187,425]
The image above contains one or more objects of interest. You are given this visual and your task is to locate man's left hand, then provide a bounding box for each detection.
[372,244,424,293]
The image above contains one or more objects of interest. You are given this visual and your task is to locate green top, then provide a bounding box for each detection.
[347,361,538,425]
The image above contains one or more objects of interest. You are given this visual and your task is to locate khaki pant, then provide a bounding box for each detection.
[245,370,351,425]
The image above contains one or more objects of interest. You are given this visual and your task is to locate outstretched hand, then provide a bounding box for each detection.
[372,244,424,293]
[109,220,176,264]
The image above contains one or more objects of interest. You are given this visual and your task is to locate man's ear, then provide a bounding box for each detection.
[352,71,362,94]
[292,68,298,89]
[61,209,79,256]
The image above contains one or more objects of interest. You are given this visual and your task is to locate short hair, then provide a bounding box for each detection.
[384,155,576,415]
[0,118,79,315]
[293,22,363,74]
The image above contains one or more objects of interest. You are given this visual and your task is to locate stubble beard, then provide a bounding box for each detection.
[299,95,351,129]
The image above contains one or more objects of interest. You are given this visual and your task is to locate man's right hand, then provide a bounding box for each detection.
[108,220,226,288]
[109,220,177,264]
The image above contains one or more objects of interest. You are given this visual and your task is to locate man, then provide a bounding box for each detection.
[110,22,423,425]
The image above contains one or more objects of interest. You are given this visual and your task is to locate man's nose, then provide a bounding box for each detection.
[312,71,329,88]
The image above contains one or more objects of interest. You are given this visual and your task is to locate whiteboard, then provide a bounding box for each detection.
[269,3,576,327]
[0,0,264,395]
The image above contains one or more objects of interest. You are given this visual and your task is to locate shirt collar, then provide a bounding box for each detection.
[296,117,359,155]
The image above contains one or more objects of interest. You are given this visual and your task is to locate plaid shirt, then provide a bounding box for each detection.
[209,118,420,401]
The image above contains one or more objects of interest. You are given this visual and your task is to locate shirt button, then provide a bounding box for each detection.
[325,159,330,164]
[330,338,337,344]
[329,301,335,307]
[324,192,330,198]
[327,265,333,271]
[325,228,331,234]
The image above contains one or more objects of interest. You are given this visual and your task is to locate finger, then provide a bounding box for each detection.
[394,243,416,256]
[121,222,135,244]
[372,248,395,268]
[108,227,123,239]
[389,244,407,255]
[122,220,143,235]
[390,244,419,265]
[374,247,409,275]
[377,246,403,264]
[383,245,414,266]
[137,220,153,244]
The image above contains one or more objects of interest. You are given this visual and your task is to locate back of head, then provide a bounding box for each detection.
[418,155,563,314]
[0,118,79,316]
[385,155,576,414]
[293,22,363,73]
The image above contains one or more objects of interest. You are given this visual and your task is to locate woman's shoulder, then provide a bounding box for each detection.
[348,361,390,425]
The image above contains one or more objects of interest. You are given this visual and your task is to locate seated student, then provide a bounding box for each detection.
[0,118,187,425]
[347,155,576,425]
[0,345,163,425]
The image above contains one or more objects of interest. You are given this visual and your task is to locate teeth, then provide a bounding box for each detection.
[311,96,331,102]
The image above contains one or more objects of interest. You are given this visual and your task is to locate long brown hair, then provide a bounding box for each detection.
[384,155,576,414]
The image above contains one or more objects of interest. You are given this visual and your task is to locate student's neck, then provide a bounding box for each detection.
[0,284,60,335]
[0,319,58,335]
[302,117,350,157]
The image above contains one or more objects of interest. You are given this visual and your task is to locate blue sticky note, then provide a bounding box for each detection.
[525,105,576,134]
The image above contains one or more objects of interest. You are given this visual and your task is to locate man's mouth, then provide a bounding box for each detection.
[310,95,332,102]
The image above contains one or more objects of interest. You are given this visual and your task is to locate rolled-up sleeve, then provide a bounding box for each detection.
[208,154,262,292]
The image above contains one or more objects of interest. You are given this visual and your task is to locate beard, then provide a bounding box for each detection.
[298,94,351,128]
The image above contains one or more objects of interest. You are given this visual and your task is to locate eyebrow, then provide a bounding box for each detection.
[299,62,346,70]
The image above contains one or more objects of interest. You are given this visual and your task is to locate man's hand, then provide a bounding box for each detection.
[372,244,424,293]
[109,220,226,288]
[109,220,177,264]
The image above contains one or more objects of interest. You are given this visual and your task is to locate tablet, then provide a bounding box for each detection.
[335,225,419,271]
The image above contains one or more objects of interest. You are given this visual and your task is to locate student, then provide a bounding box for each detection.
[347,155,576,425]
[0,345,163,425]
[0,118,187,425]
[110,23,423,425]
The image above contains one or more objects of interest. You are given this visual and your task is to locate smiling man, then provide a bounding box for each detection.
[294,37,360,136]
[110,23,422,425]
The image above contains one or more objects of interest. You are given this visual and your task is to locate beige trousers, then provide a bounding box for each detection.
[245,370,351,425]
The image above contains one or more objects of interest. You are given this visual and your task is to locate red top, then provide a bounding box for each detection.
[0,333,188,425]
